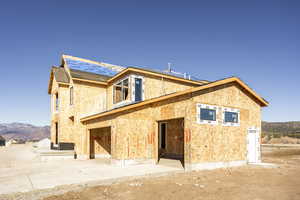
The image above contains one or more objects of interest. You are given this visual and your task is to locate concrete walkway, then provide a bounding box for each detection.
[0,144,183,195]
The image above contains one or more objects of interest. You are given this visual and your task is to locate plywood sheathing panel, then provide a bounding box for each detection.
[106,72,197,111]
[49,73,109,156]
[161,118,184,156]
[86,82,261,165]
[189,82,261,163]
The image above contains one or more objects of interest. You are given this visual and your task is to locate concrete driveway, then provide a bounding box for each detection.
[0,144,183,195]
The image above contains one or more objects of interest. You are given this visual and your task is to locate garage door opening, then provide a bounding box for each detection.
[89,127,111,160]
[158,118,184,168]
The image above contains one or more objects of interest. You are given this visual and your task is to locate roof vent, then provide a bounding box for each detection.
[164,63,192,80]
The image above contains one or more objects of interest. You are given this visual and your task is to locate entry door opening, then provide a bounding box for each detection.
[90,127,111,160]
[158,118,184,168]
[247,128,260,163]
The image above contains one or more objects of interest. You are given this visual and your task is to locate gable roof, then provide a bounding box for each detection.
[48,67,70,94]
[81,77,269,122]
[60,55,208,86]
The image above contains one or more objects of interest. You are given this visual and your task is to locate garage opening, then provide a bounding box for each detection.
[158,118,184,168]
[89,127,111,160]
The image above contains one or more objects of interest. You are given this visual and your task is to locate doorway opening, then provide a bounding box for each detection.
[158,118,184,168]
[89,127,111,162]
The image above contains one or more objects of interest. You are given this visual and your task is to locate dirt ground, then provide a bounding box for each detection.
[2,147,300,200]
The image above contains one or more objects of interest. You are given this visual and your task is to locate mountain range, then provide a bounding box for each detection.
[0,121,299,142]
[0,122,50,141]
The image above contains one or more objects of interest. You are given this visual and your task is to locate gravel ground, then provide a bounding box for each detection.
[1,146,300,200]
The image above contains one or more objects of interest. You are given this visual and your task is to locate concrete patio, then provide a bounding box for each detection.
[0,144,183,195]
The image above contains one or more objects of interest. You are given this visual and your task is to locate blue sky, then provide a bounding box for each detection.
[0,0,299,126]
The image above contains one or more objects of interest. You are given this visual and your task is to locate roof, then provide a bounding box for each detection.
[81,77,269,122]
[53,67,70,83]
[108,67,209,85]
[130,66,208,82]
[62,55,125,77]
[61,55,208,86]
[48,67,70,94]
[0,135,5,141]
[70,69,111,83]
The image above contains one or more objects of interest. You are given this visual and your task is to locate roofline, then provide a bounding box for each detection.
[72,78,108,86]
[61,54,209,86]
[107,67,209,85]
[62,54,108,67]
[48,67,57,94]
[81,77,269,122]
[48,66,71,94]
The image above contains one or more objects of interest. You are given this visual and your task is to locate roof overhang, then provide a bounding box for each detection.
[81,77,269,123]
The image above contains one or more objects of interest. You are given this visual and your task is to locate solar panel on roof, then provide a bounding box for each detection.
[65,58,120,77]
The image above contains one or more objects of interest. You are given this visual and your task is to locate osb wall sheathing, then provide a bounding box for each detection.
[90,127,111,155]
[86,82,261,165]
[50,78,74,144]
[87,96,192,161]
[106,71,198,110]
[50,74,108,155]
[161,118,184,156]
[50,78,59,144]
[189,82,261,163]
[72,81,107,155]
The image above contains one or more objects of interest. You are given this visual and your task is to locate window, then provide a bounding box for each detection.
[201,108,216,121]
[55,93,59,111]
[70,86,73,105]
[113,78,129,104]
[134,78,143,102]
[222,107,240,126]
[197,104,218,125]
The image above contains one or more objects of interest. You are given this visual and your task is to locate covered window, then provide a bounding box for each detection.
[197,104,218,125]
[222,107,240,126]
[113,78,129,104]
[70,86,73,105]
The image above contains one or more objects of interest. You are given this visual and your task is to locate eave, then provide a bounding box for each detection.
[81,77,269,122]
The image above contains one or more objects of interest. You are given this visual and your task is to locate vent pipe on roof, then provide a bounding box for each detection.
[164,63,194,80]
[167,63,172,72]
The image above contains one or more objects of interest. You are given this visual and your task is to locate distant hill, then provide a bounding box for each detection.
[262,121,300,138]
[262,121,300,134]
[0,122,50,141]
